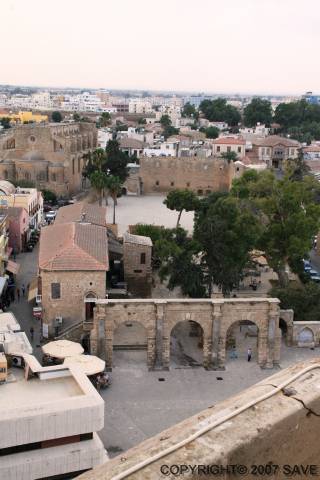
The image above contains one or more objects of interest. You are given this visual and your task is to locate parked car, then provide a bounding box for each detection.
[45,210,57,222]
[308,269,318,276]
[311,275,320,283]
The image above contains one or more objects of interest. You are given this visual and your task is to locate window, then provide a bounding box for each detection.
[217,146,220,152]
[51,283,61,299]
[140,253,146,264]
[170,181,174,186]
[186,182,190,187]
[72,158,75,175]
[238,146,241,153]
[155,180,159,186]
[227,146,231,152]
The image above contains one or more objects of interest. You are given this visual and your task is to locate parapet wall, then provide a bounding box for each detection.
[80,358,320,479]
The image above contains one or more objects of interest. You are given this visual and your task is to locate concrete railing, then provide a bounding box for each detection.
[80,358,320,479]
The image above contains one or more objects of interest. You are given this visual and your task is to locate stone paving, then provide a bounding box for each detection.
[100,330,320,458]
[105,194,194,235]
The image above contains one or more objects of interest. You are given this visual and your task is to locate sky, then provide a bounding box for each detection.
[0,0,319,95]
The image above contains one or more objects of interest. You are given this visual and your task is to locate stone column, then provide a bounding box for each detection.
[257,332,268,367]
[90,306,100,356]
[212,302,225,370]
[203,334,212,369]
[147,334,156,370]
[161,303,170,370]
[153,301,166,370]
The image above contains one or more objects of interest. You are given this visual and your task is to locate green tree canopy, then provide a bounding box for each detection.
[160,114,172,127]
[0,117,12,129]
[243,98,273,127]
[199,98,241,126]
[194,194,259,296]
[182,102,196,118]
[51,111,63,123]
[164,189,199,227]
[105,140,129,182]
[89,170,108,206]
[99,112,111,127]
[221,151,238,162]
[202,126,219,139]
[231,169,320,287]
[270,282,320,322]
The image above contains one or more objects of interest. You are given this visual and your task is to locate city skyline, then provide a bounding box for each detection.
[1,0,319,95]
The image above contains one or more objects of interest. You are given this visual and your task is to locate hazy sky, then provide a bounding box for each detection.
[0,0,319,94]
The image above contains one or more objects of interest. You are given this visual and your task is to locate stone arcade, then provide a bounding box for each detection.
[90,298,282,370]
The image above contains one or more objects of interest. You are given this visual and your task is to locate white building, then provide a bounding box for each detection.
[128,99,153,114]
[0,354,107,480]
[143,140,179,157]
[212,136,246,158]
[98,128,113,149]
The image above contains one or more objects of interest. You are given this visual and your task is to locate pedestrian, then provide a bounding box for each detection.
[30,327,34,341]
[247,347,252,362]
[17,288,20,302]
[22,284,26,298]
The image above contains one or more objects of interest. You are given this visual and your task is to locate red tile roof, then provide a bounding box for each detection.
[55,202,107,227]
[213,136,246,145]
[39,222,108,271]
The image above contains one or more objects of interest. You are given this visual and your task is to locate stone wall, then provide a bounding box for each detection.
[138,156,234,194]
[292,321,320,348]
[90,298,281,371]
[0,122,97,196]
[79,359,320,480]
[41,270,106,336]
[123,241,152,297]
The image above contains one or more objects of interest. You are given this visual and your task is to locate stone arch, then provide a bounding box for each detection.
[85,291,97,322]
[279,309,294,346]
[162,304,213,370]
[215,302,277,369]
[169,320,204,368]
[298,327,315,347]
[224,320,259,364]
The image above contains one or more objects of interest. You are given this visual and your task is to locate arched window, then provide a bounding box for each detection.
[72,158,75,175]
[78,157,81,173]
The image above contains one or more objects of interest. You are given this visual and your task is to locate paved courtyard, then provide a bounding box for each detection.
[100,332,320,458]
[105,194,194,234]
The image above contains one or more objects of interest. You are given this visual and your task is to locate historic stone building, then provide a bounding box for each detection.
[90,298,282,371]
[0,122,97,196]
[123,232,153,297]
[123,156,235,195]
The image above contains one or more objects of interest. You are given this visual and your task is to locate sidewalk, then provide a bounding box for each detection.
[9,245,42,360]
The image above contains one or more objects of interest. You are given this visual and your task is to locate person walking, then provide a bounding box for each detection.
[21,284,26,298]
[247,347,252,362]
[30,327,34,341]
[17,288,20,302]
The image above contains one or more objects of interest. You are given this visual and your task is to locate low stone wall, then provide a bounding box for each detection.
[293,321,320,348]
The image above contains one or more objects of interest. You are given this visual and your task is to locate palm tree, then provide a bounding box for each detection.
[106,176,122,224]
[89,171,108,206]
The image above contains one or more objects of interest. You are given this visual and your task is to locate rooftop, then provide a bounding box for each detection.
[39,222,109,271]
[55,201,107,227]
[213,136,246,145]
[253,135,300,147]
[123,232,153,247]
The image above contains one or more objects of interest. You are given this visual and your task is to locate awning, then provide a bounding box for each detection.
[28,277,39,302]
[6,260,20,275]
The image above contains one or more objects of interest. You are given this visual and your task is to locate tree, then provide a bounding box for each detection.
[105,175,122,224]
[164,189,199,227]
[194,194,259,296]
[221,151,238,162]
[51,111,63,123]
[157,228,206,298]
[105,140,129,182]
[160,114,172,128]
[182,102,196,118]
[231,170,320,287]
[89,170,108,206]
[243,98,273,127]
[82,148,106,178]
[73,113,81,122]
[270,282,320,322]
[203,126,219,139]
[41,189,57,204]
[199,98,241,126]
[99,112,111,127]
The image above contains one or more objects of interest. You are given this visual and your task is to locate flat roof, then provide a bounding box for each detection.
[0,312,20,332]
[0,368,83,408]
